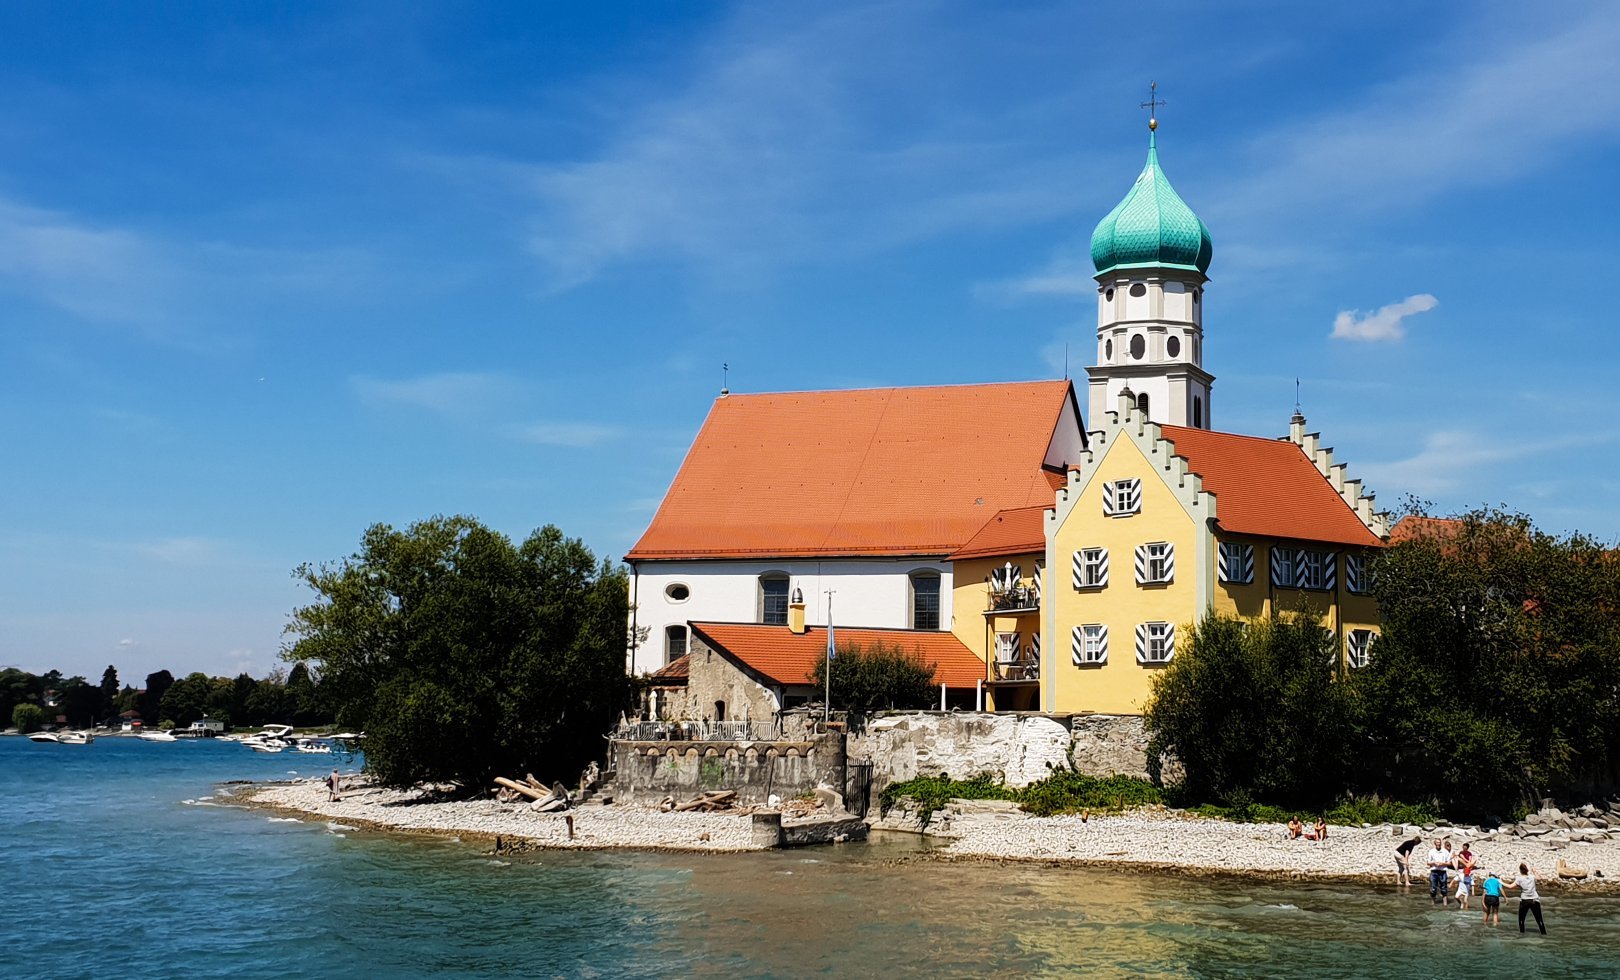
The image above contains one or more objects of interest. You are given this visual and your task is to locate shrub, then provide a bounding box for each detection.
[879,773,1013,826]
[809,640,939,714]
[11,703,45,734]
[1018,771,1164,816]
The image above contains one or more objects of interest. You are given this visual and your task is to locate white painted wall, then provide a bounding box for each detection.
[628,558,956,675]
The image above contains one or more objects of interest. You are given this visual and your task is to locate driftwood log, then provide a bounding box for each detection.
[674,790,737,812]
[493,776,547,801]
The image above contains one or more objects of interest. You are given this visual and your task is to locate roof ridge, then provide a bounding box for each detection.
[714,378,1067,400]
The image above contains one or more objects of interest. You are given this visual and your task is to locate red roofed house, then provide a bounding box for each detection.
[626,125,1394,720]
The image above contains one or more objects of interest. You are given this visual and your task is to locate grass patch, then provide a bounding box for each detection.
[1192,794,1439,825]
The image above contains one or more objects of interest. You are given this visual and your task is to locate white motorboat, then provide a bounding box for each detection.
[248,743,285,753]
[295,740,333,754]
[139,730,179,742]
[58,730,95,745]
[27,731,62,744]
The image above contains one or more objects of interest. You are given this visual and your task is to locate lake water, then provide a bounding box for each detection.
[4,735,1619,979]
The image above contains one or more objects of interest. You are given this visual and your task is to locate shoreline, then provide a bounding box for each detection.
[231,778,1620,891]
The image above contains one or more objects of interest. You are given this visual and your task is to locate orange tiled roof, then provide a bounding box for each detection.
[1160,426,1384,548]
[648,655,689,684]
[949,505,1049,561]
[689,622,986,689]
[1389,515,1465,544]
[627,381,1077,560]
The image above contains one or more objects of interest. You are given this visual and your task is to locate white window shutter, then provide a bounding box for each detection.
[1071,550,1084,590]
[1071,626,1086,666]
[1271,547,1292,587]
[1135,621,1148,661]
[1323,553,1337,592]
[1163,543,1175,582]
[1134,544,1149,585]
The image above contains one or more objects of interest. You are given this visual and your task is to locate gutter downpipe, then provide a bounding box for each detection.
[939,682,947,711]
[628,560,640,675]
[975,678,984,712]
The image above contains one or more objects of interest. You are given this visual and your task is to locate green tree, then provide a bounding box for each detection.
[12,702,45,733]
[246,677,291,726]
[159,672,215,726]
[807,640,939,714]
[1351,507,1620,815]
[98,665,119,723]
[139,670,174,723]
[285,516,629,788]
[0,667,43,725]
[1145,612,1353,809]
[58,677,101,729]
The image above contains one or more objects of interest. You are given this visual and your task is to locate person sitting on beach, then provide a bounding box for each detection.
[1481,870,1503,926]
[1426,839,1450,905]
[1395,835,1421,887]
[1287,816,1303,840]
[1304,817,1327,842]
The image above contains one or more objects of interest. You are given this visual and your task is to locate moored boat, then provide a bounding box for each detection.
[27,731,62,744]
[57,730,95,745]
[138,730,179,742]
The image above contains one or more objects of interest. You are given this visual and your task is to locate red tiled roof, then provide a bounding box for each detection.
[949,505,1048,561]
[1160,426,1384,548]
[690,622,986,689]
[627,381,1077,560]
[1389,516,1465,544]
[648,655,689,684]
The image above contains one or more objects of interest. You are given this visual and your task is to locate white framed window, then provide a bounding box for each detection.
[1346,553,1373,594]
[1136,621,1175,664]
[1072,547,1109,589]
[1218,542,1254,584]
[1269,547,1296,588]
[1072,624,1109,666]
[1347,629,1377,669]
[994,632,1020,663]
[1292,549,1337,591]
[1102,478,1142,517]
[1135,542,1175,585]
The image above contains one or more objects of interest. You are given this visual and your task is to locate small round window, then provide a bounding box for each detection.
[1166,336,1181,358]
[1129,283,1147,298]
[1105,339,1113,360]
[1105,287,1115,301]
[1129,335,1145,360]
[665,583,690,602]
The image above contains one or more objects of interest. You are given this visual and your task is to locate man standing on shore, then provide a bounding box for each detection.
[326,769,342,802]
[1426,839,1450,904]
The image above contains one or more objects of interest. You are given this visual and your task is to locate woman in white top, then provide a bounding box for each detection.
[1504,862,1546,934]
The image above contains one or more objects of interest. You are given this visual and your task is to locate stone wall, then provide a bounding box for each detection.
[847,711,1155,797]
[686,633,779,722]
[609,732,845,805]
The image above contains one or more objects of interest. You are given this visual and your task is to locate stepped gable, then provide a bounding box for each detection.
[690,622,986,689]
[949,505,1048,561]
[629,380,1078,560]
[1160,425,1384,547]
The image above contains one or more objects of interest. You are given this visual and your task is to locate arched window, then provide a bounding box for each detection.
[759,574,790,625]
[1129,334,1145,360]
[1136,392,1150,416]
[910,571,941,630]
[665,625,687,664]
[1192,396,1203,428]
[713,700,727,722]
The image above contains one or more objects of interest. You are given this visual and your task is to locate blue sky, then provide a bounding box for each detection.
[5,1,1619,681]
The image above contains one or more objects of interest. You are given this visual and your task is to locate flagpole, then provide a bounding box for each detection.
[824,590,834,724]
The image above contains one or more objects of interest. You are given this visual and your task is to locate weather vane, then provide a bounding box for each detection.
[1140,81,1165,131]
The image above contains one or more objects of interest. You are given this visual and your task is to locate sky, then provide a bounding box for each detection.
[4,0,1620,682]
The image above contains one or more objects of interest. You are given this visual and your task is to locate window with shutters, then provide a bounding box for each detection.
[1270,547,1296,588]
[1347,629,1377,669]
[994,632,1020,663]
[1136,542,1174,585]
[1137,621,1175,664]
[1292,549,1336,591]
[1346,553,1372,594]
[1218,541,1254,584]
[1102,478,1142,517]
[1073,547,1109,589]
[1072,624,1108,665]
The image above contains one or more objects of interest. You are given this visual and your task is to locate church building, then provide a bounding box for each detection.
[626,119,1391,721]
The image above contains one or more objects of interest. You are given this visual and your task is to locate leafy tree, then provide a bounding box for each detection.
[58,677,102,728]
[98,665,119,722]
[807,640,939,714]
[0,667,43,725]
[12,702,45,733]
[285,516,629,788]
[159,672,215,726]
[1350,507,1620,815]
[140,670,174,723]
[246,679,292,727]
[1145,612,1353,809]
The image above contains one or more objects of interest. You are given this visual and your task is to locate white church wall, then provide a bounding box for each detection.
[629,559,957,675]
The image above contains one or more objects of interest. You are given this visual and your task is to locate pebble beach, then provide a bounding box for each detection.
[243,777,1620,890]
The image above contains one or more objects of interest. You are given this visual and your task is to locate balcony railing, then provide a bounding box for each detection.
[992,657,1040,682]
[986,584,1040,614]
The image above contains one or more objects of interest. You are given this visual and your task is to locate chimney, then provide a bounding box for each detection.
[788,587,807,634]
[1289,410,1306,444]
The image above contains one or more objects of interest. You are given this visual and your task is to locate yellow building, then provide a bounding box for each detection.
[1039,392,1388,714]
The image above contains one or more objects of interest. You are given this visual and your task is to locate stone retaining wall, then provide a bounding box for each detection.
[847,711,1155,797]
[609,732,845,805]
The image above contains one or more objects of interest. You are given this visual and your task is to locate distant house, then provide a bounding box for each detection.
[119,709,143,732]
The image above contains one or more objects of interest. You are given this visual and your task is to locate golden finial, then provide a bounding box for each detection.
[1140,81,1165,132]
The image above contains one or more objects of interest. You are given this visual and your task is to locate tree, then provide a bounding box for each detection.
[98,665,119,723]
[808,640,939,714]
[0,667,43,725]
[12,702,45,733]
[1145,611,1353,809]
[58,677,102,729]
[1350,507,1620,815]
[159,672,214,726]
[140,670,174,723]
[285,516,629,788]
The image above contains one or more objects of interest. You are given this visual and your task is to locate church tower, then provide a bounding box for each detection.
[1085,118,1214,430]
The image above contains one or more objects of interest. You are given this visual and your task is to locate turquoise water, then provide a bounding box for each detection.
[5,736,1620,979]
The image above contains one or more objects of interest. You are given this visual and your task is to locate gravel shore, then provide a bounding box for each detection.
[928,802,1620,889]
[238,777,761,852]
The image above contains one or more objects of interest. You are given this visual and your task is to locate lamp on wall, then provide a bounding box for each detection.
[791,586,803,603]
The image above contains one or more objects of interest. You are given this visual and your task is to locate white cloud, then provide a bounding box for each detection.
[117,637,137,648]
[1360,430,1608,496]
[1330,293,1438,342]
[0,197,183,326]
[133,537,228,566]
[512,421,622,448]
[351,372,518,417]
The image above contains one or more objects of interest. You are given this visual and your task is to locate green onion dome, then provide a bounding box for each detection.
[1090,132,1212,277]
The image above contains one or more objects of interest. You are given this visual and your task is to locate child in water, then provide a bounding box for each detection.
[1453,869,1470,910]
[1481,870,1503,926]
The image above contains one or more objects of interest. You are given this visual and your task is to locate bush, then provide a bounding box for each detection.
[1018,770,1163,816]
[11,703,45,733]
[879,773,1013,826]
[809,640,939,714]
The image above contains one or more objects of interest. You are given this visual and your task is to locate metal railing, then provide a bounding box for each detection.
[986,585,1039,613]
[992,658,1040,681]
[613,719,782,742]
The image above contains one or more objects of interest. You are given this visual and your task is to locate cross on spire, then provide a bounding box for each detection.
[1139,81,1165,132]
